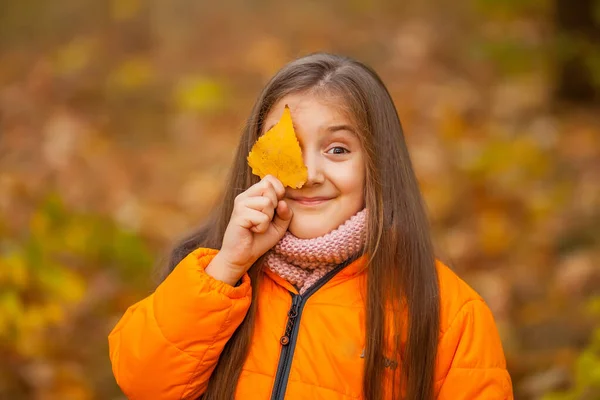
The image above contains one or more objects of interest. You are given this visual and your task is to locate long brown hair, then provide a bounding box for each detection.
[164,53,440,400]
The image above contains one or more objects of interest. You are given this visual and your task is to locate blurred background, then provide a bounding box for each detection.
[1,0,599,399]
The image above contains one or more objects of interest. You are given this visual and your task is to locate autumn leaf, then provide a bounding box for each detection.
[107,56,155,90]
[174,76,226,112]
[247,105,308,188]
[53,38,95,75]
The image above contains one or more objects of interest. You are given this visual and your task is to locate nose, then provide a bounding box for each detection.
[303,150,325,186]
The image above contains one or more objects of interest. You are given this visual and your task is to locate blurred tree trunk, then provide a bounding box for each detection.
[554,0,600,103]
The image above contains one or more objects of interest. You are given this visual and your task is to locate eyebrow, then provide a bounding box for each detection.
[327,124,356,135]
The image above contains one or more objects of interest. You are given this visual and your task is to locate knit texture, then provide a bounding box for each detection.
[266,208,367,294]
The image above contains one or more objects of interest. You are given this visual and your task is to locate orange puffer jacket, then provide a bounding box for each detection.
[109,248,513,399]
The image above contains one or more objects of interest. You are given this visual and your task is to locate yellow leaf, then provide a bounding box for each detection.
[54,38,95,75]
[0,290,22,331]
[107,56,154,90]
[44,302,65,324]
[55,268,86,304]
[64,221,90,253]
[0,252,28,288]
[247,105,308,188]
[174,77,225,112]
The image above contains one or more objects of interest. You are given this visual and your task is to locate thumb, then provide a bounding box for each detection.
[272,200,293,235]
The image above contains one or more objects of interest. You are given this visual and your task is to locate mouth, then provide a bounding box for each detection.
[288,196,333,206]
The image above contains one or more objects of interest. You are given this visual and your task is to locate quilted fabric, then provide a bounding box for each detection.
[108,248,513,399]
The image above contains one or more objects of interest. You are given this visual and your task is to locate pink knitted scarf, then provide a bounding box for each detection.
[266,208,367,294]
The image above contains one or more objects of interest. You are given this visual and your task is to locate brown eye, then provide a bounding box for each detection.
[326,146,349,155]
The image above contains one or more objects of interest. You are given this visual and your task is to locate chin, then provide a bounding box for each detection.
[288,218,338,239]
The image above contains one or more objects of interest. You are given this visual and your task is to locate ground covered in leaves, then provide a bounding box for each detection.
[1,1,599,399]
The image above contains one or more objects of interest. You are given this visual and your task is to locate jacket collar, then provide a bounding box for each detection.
[263,254,368,294]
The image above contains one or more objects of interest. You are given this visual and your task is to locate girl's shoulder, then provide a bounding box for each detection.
[435,261,493,334]
[434,260,511,396]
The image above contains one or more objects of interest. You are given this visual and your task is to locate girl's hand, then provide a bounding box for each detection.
[205,175,292,285]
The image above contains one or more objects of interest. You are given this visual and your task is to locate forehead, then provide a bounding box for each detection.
[262,92,355,134]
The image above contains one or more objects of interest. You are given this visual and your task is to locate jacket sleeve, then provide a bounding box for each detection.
[436,299,514,399]
[108,248,252,400]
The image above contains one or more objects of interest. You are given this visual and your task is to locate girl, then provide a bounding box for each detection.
[109,53,513,399]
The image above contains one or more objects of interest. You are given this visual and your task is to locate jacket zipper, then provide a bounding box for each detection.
[270,257,357,400]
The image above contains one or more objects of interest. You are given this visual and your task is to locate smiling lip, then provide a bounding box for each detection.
[289,196,332,205]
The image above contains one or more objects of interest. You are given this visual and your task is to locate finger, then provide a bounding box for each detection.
[262,175,286,200]
[244,177,276,202]
[249,211,271,233]
[260,185,278,210]
[243,196,275,220]
[236,208,271,232]
[272,200,293,234]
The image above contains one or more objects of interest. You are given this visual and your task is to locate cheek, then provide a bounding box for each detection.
[331,162,365,200]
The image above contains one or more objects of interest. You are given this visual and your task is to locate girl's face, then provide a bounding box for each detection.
[262,92,366,239]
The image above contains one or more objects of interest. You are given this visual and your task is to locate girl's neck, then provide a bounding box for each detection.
[265,208,367,294]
